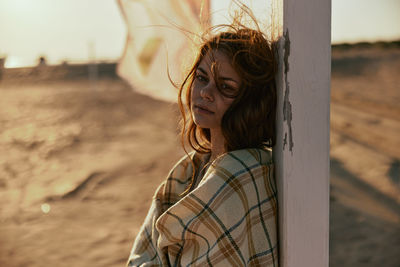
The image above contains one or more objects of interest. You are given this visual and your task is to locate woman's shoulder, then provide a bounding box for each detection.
[155,151,208,203]
[212,147,273,172]
[166,151,203,183]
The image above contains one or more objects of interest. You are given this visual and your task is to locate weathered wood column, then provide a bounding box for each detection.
[274,0,331,266]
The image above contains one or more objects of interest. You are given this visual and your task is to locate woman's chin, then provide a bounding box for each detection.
[193,118,215,130]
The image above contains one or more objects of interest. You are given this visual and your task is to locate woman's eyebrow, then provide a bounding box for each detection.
[220,76,240,85]
[197,67,207,75]
[197,66,239,85]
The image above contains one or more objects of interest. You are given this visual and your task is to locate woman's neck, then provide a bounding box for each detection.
[209,128,226,162]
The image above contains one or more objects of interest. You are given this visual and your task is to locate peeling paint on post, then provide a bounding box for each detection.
[282,29,293,153]
[274,0,331,266]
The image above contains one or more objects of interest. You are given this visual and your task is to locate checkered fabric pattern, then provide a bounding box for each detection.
[127,148,278,267]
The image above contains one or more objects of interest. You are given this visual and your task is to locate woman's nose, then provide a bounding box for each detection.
[200,82,215,101]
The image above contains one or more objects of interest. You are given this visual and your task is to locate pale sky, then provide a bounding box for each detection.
[0,0,399,68]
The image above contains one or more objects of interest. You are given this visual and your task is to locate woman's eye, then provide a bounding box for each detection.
[220,84,238,98]
[221,83,230,90]
[195,74,207,82]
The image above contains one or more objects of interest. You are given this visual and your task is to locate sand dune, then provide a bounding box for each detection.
[0,78,184,266]
[329,46,400,266]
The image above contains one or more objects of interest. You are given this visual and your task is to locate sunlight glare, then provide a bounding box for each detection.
[3,56,35,69]
[41,203,51,214]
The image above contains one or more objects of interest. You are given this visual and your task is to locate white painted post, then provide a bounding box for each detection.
[274,0,331,266]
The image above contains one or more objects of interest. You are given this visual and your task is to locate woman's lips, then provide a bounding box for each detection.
[194,105,214,114]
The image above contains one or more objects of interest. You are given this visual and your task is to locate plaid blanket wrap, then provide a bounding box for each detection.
[128,148,279,267]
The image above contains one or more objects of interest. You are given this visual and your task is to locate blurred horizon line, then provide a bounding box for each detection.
[2,38,399,69]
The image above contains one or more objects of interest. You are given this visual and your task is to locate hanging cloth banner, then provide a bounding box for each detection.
[117,0,210,102]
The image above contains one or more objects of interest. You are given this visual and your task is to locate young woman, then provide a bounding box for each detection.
[127,24,278,267]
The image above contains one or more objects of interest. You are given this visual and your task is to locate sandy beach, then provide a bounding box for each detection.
[0,46,399,266]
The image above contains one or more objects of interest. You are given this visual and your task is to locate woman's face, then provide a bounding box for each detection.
[190,50,241,131]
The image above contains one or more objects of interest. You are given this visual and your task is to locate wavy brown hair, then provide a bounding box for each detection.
[178,25,278,156]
